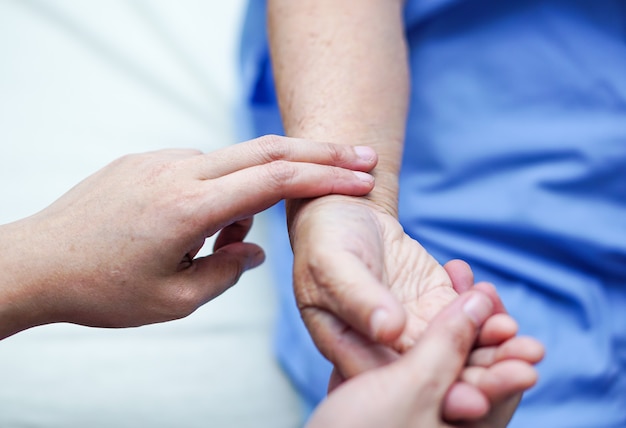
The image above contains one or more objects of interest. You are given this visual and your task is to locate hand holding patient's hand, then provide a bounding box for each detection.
[307,290,525,428]
[0,136,377,338]
[439,278,544,427]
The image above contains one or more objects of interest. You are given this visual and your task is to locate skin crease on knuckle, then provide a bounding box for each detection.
[264,159,300,194]
[127,151,195,191]
[255,134,292,163]
[326,166,350,195]
[323,140,352,166]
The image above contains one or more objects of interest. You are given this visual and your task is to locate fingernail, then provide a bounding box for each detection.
[354,146,376,162]
[463,293,493,326]
[370,308,389,339]
[353,171,374,183]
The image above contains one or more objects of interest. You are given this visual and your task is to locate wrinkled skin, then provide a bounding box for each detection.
[289,195,459,374]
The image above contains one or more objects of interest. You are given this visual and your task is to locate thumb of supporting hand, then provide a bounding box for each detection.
[397,291,494,399]
[190,242,266,304]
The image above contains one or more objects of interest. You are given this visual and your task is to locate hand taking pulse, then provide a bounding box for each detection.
[0,135,378,340]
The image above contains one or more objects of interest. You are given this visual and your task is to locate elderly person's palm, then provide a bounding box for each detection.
[288,195,458,376]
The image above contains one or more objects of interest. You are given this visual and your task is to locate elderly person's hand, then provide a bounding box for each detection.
[288,198,543,422]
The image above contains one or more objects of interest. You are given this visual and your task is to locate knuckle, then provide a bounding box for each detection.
[156,283,200,320]
[174,293,199,317]
[265,160,298,188]
[323,142,350,166]
[329,165,346,184]
[149,183,195,217]
[256,134,291,161]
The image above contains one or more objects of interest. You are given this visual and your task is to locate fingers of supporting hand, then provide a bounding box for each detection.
[443,382,522,426]
[461,360,539,402]
[201,160,375,228]
[443,336,543,422]
[475,313,518,347]
[468,336,545,367]
[395,291,495,398]
[196,135,377,179]
[443,382,490,421]
[442,335,542,422]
